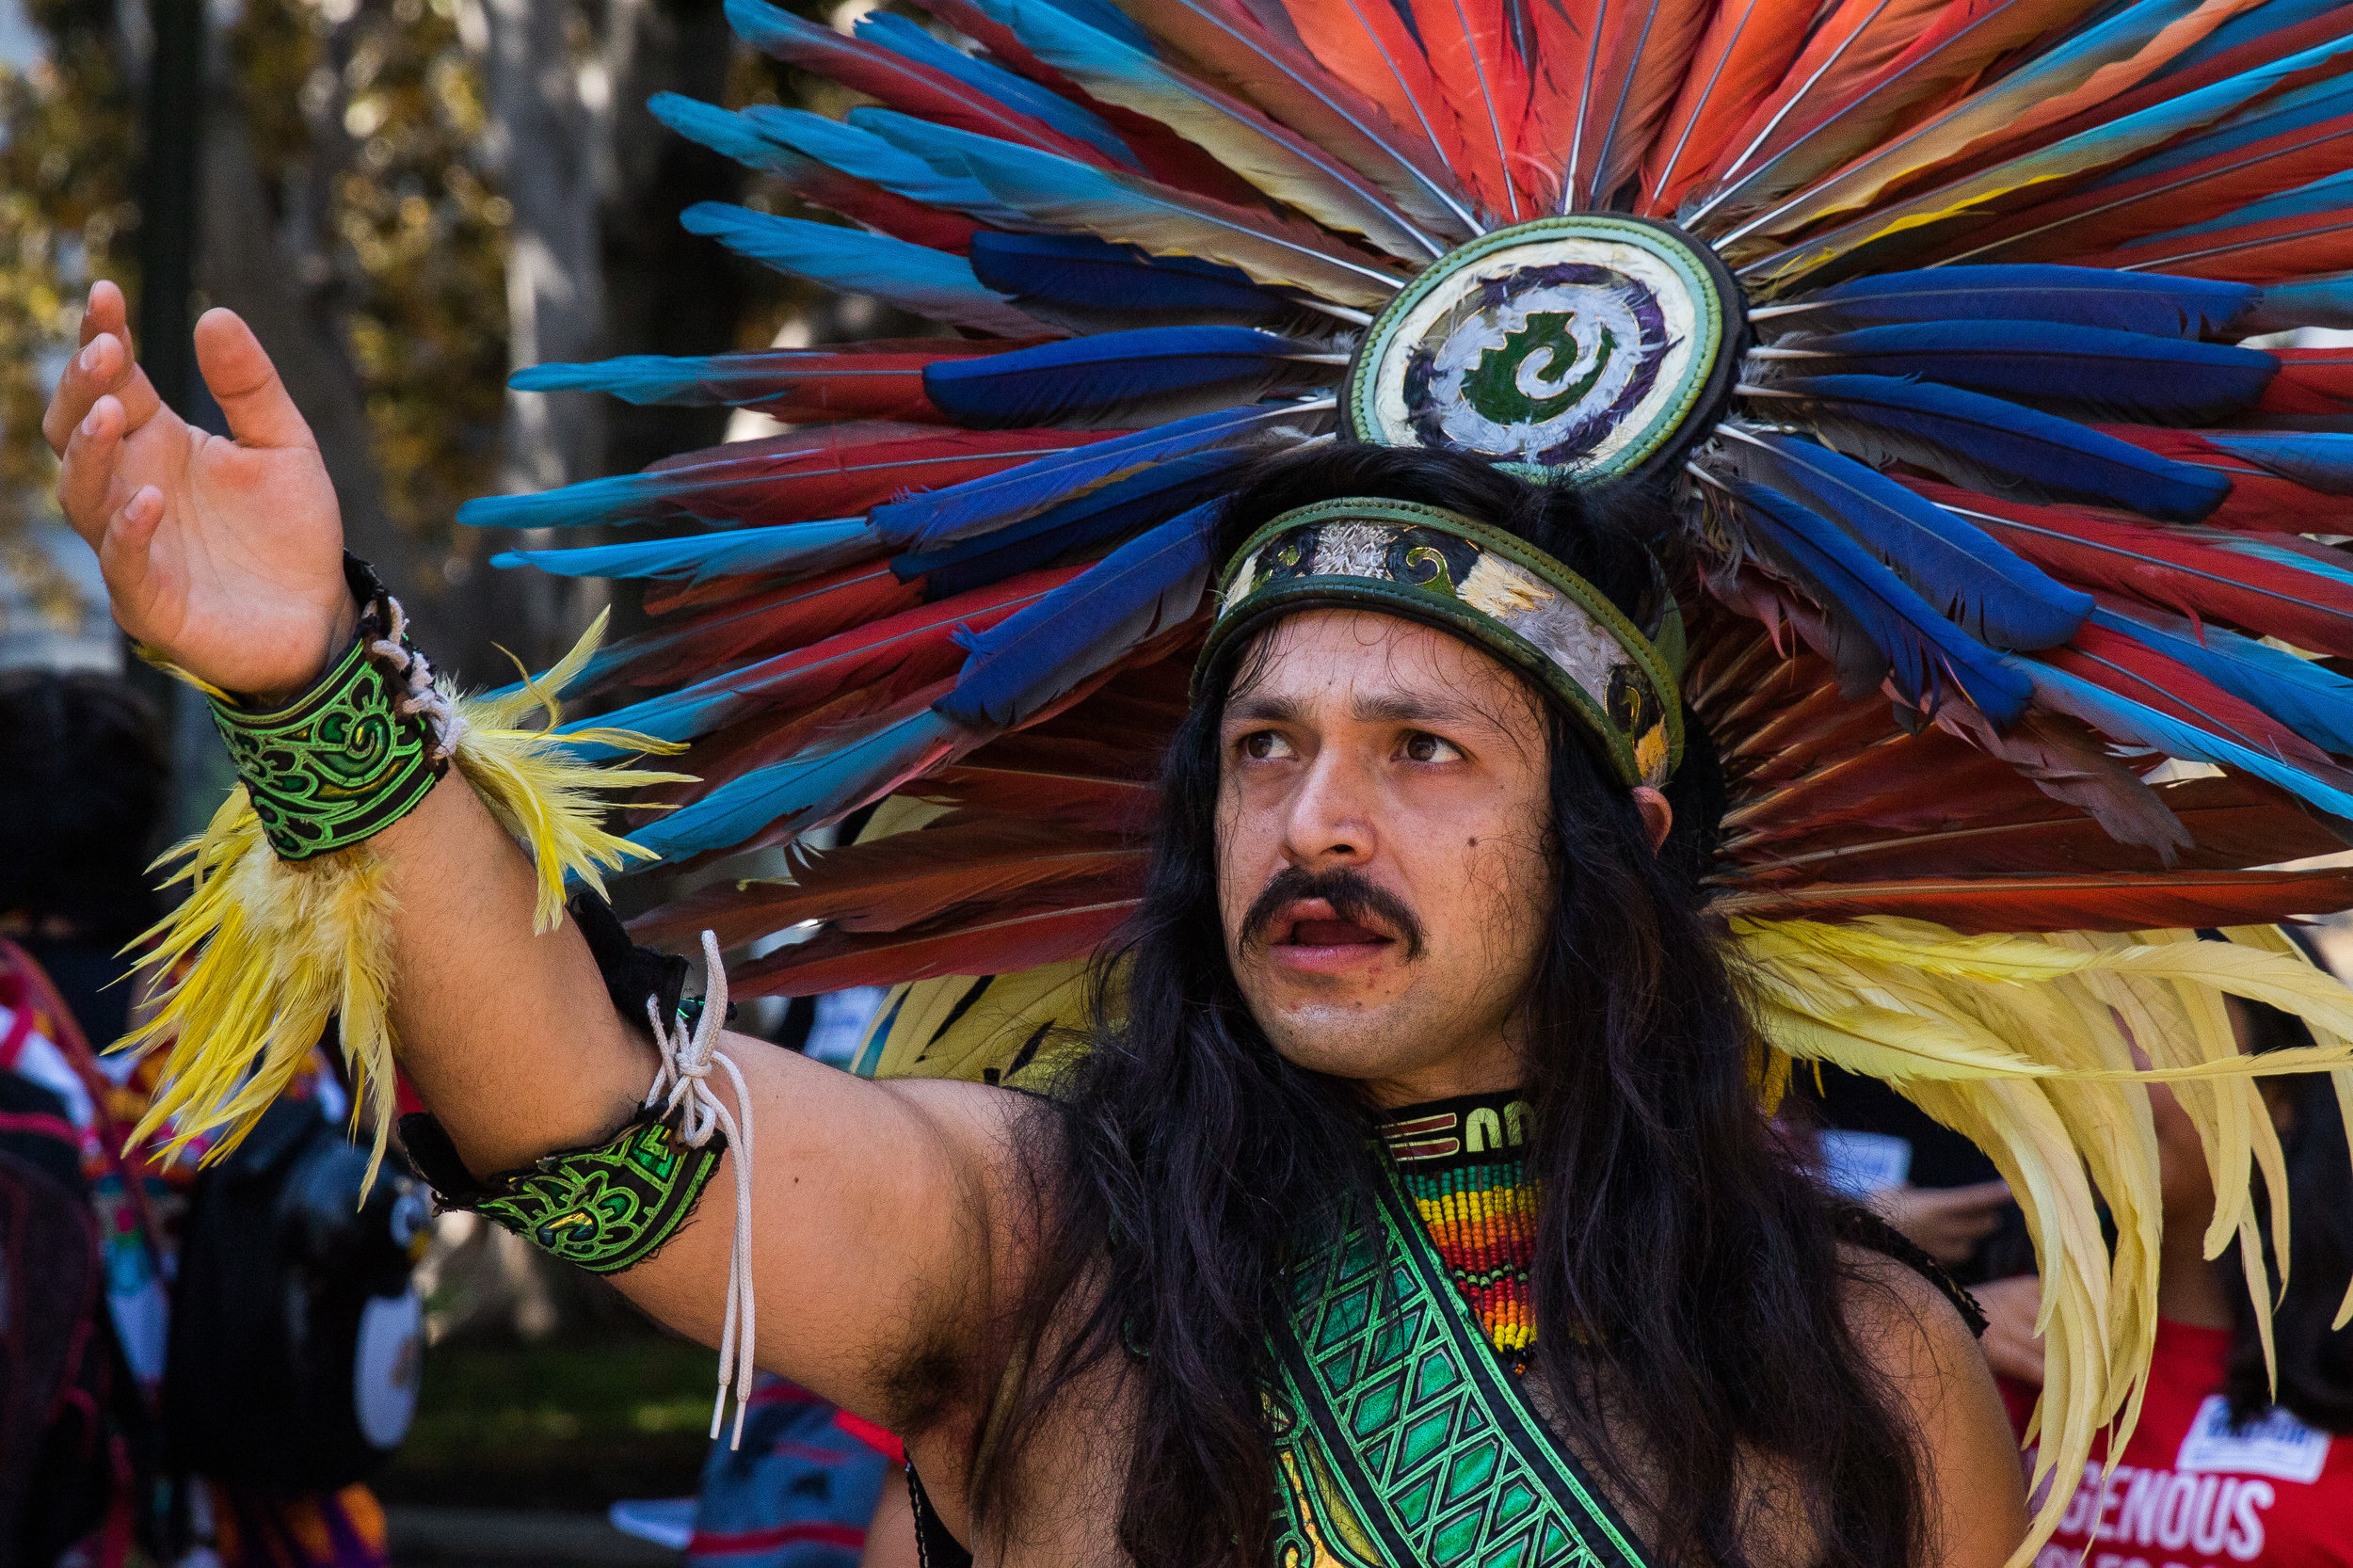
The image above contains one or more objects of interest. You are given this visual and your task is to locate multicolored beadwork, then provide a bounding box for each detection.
[1382,1093,1539,1361]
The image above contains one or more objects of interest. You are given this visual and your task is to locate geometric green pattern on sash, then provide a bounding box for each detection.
[1266,1177,1651,1568]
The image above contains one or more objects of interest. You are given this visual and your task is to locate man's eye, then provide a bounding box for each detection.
[1401,732,1463,763]
[1241,731,1295,760]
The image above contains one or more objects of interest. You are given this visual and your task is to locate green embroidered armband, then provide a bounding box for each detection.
[469,1117,725,1274]
[206,555,450,861]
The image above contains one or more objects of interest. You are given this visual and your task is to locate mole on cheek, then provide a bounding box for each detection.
[1466,836,1478,847]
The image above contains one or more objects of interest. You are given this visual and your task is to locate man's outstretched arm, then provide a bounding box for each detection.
[44,284,1023,1445]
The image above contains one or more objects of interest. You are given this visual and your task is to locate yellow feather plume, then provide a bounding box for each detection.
[1735,916,2353,1565]
[118,611,689,1184]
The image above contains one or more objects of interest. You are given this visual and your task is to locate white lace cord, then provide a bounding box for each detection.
[643,930,757,1448]
[365,593,468,764]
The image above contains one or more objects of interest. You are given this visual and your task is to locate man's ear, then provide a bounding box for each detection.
[1632,787,1673,854]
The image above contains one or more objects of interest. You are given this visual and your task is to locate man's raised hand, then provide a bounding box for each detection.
[45,281,356,703]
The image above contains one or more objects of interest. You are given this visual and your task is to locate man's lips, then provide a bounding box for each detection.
[1264,898,1400,971]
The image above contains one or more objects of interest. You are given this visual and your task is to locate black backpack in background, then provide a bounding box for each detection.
[0,1070,120,1564]
[163,1096,428,1495]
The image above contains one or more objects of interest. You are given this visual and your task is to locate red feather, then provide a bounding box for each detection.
[2042,621,2353,782]
[1714,867,2353,933]
[631,812,1144,952]
[1726,774,2345,883]
[2258,348,2353,417]
[2062,210,2353,284]
[737,11,1122,169]
[1939,111,2353,265]
[1276,0,1486,192]
[922,761,1160,834]
[1522,0,1713,208]
[1407,0,1537,219]
[783,168,985,255]
[633,566,1084,760]
[635,425,1119,528]
[728,896,1139,996]
[1638,0,1816,216]
[664,341,1037,426]
[1724,726,2027,842]
[590,567,927,695]
[2080,427,2349,533]
[1680,0,1951,221]
[1909,481,2353,656]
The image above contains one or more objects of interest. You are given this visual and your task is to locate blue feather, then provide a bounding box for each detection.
[647,92,810,178]
[677,202,1047,337]
[1720,429,2093,650]
[2084,75,2353,191]
[2014,656,2353,819]
[2187,529,2353,588]
[893,449,1242,598]
[1764,265,2255,338]
[623,709,961,861]
[936,502,1218,728]
[852,11,1140,170]
[921,326,1329,428]
[458,470,683,531]
[2090,600,2353,756]
[2243,276,2353,334]
[1763,321,2276,424]
[1754,375,2232,521]
[1030,0,1155,49]
[1725,475,2031,723]
[872,401,1323,548]
[492,520,884,586]
[966,232,1295,328]
[852,111,1402,309]
[2201,431,2353,496]
[743,104,1029,224]
[510,355,721,404]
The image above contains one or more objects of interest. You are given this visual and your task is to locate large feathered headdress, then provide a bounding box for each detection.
[447,0,2353,1553]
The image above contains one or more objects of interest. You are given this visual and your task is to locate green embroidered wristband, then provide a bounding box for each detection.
[208,555,455,861]
[468,1115,725,1274]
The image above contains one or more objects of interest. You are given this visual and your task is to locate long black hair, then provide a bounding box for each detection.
[983,445,1929,1568]
[2226,1000,2353,1432]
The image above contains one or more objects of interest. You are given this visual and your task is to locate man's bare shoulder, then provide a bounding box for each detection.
[1834,1242,2028,1568]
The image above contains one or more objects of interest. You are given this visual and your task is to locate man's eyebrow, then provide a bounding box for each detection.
[1225,693,1307,725]
[1350,691,1508,730]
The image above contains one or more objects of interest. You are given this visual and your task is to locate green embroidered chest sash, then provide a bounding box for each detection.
[1267,1176,1652,1568]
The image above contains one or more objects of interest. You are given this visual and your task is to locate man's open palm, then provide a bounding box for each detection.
[44,281,353,700]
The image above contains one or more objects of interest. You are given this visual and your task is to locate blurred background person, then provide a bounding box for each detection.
[1986,989,2353,1568]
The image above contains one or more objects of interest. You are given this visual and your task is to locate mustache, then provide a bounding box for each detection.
[1237,865,1427,961]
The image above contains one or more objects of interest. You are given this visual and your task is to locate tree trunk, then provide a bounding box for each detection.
[472,0,609,675]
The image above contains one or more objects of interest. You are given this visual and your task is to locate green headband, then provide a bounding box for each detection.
[1194,498,1686,789]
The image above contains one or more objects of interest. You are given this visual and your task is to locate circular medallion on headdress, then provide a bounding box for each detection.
[1343,215,1743,482]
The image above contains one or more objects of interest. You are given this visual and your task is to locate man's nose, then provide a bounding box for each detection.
[1281,746,1376,867]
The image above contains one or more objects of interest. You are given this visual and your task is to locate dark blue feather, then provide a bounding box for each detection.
[1762,321,2276,425]
[2201,431,2353,496]
[678,202,1046,337]
[853,10,1140,170]
[2090,600,2353,756]
[621,709,960,861]
[920,326,1331,428]
[493,520,884,585]
[1720,429,2093,650]
[872,401,1324,548]
[1761,265,2255,339]
[1751,375,2232,522]
[893,449,1242,598]
[935,503,1218,728]
[1724,475,2031,724]
[966,232,1296,328]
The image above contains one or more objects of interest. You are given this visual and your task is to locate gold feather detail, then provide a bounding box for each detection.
[117,610,691,1186]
